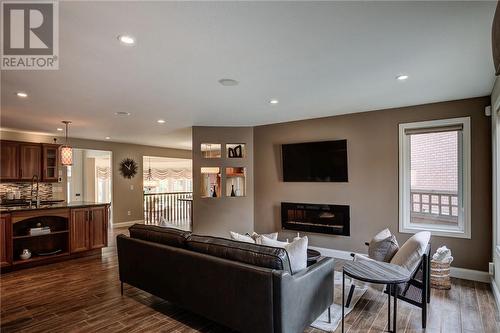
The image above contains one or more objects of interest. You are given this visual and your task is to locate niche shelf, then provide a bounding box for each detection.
[226,167,246,197]
[201,143,221,159]
[201,167,221,198]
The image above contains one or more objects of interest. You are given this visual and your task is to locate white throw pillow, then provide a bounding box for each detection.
[390,231,431,272]
[372,228,392,242]
[159,217,178,229]
[229,231,255,244]
[252,232,279,244]
[261,235,308,274]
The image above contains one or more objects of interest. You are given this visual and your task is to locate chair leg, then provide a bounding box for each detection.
[328,306,331,323]
[345,284,355,308]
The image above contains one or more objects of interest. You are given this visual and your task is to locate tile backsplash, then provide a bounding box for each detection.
[0,183,63,201]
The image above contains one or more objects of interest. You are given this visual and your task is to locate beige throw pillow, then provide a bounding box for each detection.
[368,234,399,262]
[390,231,431,272]
[251,232,278,244]
[261,235,308,274]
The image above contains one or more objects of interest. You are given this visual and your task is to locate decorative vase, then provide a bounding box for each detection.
[20,249,31,260]
[230,185,236,197]
[212,185,217,198]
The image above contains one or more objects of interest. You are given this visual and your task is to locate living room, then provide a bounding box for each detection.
[1,1,500,332]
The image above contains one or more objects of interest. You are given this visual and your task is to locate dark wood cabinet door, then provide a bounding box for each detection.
[70,208,89,253]
[42,144,60,182]
[0,141,19,180]
[89,206,107,249]
[19,144,41,180]
[0,214,12,267]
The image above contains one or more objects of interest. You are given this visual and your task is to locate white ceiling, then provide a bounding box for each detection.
[1,1,497,150]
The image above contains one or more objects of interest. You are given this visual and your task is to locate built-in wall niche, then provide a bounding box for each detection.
[201,167,221,198]
[226,167,246,197]
[201,144,221,159]
[226,144,246,159]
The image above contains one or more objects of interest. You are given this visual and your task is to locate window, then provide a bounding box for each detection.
[399,117,471,238]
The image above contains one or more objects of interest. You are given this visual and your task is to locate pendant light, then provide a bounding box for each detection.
[60,121,73,166]
[143,157,157,189]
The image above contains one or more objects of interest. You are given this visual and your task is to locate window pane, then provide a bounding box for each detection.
[409,131,459,226]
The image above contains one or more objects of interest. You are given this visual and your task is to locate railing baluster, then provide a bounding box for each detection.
[143,192,192,228]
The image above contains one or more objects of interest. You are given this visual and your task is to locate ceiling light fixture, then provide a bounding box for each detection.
[56,128,63,132]
[114,111,131,116]
[61,121,73,166]
[396,74,409,81]
[16,92,28,98]
[143,157,158,190]
[218,78,239,86]
[269,99,279,104]
[118,35,135,45]
[105,136,111,140]
[157,119,166,124]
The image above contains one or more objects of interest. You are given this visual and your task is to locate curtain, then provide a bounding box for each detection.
[144,168,192,180]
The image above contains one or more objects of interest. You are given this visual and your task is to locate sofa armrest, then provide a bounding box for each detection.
[272,257,334,333]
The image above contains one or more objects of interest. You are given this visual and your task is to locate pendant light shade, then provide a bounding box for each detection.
[61,121,73,166]
[144,157,157,189]
[61,145,73,166]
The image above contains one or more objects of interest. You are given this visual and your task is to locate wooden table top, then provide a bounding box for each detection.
[343,260,411,284]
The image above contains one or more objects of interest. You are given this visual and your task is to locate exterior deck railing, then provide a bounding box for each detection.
[410,189,459,225]
[143,192,192,230]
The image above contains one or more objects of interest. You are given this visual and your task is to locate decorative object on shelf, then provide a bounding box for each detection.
[37,249,62,256]
[212,185,217,198]
[29,226,51,236]
[119,158,138,179]
[60,120,73,166]
[430,246,453,290]
[143,157,158,189]
[230,185,236,197]
[228,144,243,158]
[20,249,31,260]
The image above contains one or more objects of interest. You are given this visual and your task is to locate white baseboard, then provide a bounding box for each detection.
[491,278,500,317]
[112,220,144,228]
[309,246,489,283]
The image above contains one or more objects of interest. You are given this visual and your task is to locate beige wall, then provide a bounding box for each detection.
[254,96,492,271]
[192,127,254,237]
[0,130,191,223]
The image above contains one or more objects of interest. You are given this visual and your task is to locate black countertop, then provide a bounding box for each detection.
[0,201,110,213]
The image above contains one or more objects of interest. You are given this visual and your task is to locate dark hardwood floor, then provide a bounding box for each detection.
[1,227,499,333]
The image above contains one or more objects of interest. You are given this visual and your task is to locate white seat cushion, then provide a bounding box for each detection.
[390,231,431,272]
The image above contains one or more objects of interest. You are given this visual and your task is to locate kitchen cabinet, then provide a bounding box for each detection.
[0,141,19,180]
[42,144,59,182]
[0,214,12,268]
[19,143,42,180]
[0,140,60,182]
[70,206,108,253]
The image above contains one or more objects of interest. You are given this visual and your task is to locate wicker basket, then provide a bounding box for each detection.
[430,260,451,290]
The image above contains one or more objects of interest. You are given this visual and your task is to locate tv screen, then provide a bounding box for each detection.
[282,140,348,182]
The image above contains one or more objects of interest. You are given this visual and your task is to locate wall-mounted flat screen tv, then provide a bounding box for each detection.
[282,140,348,182]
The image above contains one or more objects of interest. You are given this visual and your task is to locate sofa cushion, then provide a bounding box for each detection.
[186,235,292,273]
[128,224,191,248]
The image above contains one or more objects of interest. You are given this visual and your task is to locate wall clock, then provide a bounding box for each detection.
[119,158,138,179]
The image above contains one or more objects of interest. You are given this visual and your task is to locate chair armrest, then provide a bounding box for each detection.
[272,257,334,333]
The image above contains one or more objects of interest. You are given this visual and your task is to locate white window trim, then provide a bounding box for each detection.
[493,97,500,256]
[398,117,471,239]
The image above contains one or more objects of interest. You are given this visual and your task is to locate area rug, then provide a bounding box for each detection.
[310,272,367,332]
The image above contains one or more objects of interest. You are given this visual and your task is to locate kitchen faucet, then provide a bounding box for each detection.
[30,175,40,208]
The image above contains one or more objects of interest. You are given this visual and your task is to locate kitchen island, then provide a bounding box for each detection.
[0,202,110,271]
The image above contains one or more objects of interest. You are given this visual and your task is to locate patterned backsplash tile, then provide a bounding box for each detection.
[0,183,56,201]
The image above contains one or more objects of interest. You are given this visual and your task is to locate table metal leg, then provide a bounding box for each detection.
[328,306,331,324]
[387,284,391,332]
[393,284,398,332]
[342,271,345,333]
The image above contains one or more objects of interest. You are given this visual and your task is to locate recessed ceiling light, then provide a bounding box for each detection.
[218,78,239,86]
[105,136,111,140]
[269,99,279,104]
[157,119,166,124]
[114,111,131,116]
[16,92,28,98]
[56,128,63,131]
[396,74,409,81]
[118,35,135,45]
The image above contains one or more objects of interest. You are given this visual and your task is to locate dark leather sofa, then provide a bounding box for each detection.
[117,224,334,333]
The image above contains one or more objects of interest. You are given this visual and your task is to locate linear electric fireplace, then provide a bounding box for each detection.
[281,202,350,236]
